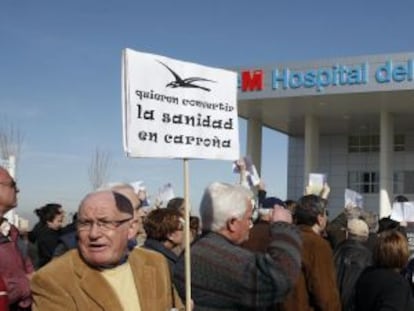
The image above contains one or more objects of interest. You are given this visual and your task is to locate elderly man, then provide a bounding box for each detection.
[334,218,372,311]
[174,182,302,310]
[0,166,34,311]
[31,190,182,311]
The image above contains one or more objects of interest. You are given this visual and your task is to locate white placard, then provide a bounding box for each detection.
[156,183,176,208]
[232,156,261,186]
[130,180,146,193]
[345,188,364,208]
[122,48,239,160]
[308,173,327,195]
[391,201,414,222]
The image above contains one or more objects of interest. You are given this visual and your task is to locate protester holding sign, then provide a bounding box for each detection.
[174,182,302,310]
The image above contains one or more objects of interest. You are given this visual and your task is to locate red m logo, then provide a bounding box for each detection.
[241,70,264,92]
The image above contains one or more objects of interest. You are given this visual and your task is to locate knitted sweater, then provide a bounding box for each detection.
[174,222,302,311]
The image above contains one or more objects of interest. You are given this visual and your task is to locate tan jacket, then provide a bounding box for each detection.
[31,248,183,311]
[282,225,341,311]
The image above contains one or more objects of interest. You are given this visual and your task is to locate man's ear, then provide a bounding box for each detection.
[127,219,138,240]
[226,218,238,233]
[316,214,324,227]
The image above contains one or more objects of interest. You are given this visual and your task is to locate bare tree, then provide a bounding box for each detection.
[88,148,111,190]
[0,117,24,164]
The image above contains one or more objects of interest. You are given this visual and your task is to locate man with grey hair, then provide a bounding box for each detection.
[174,182,302,310]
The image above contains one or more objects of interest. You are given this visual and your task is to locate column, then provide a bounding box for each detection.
[379,111,393,218]
[246,118,262,174]
[304,115,319,189]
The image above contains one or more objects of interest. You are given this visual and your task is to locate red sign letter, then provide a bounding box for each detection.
[241,70,264,91]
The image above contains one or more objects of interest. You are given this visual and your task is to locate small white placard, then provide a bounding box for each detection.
[232,156,261,186]
[345,188,364,209]
[391,201,414,222]
[156,183,176,207]
[308,173,327,195]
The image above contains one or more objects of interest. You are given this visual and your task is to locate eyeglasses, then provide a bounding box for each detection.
[77,217,132,231]
[0,180,17,190]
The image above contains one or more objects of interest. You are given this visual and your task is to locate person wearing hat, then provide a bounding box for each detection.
[282,194,341,311]
[241,196,287,252]
[334,218,372,311]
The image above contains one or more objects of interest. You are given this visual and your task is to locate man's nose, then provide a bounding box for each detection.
[88,223,102,238]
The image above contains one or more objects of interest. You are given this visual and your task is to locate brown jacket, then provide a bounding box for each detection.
[31,248,182,311]
[282,225,341,311]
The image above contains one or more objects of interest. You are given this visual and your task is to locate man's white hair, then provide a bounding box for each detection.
[200,182,253,232]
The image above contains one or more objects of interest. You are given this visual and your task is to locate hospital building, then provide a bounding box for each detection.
[236,52,414,217]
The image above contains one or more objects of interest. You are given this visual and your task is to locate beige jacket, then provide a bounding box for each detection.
[31,247,183,311]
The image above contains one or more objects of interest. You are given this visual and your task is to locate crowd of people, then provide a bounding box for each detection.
[1,162,414,310]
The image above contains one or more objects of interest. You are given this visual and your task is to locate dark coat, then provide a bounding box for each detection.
[334,239,372,311]
[36,226,61,268]
[241,220,271,253]
[174,222,302,311]
[355,267,414,311]
[143,238,178,274]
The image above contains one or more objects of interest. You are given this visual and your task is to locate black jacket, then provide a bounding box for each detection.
[355,266,414,311]
[334,239,372,311]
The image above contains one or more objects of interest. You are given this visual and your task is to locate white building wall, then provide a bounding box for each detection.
[287,132,414,219]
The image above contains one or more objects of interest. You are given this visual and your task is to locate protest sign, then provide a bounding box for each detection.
[232,156,261,187]
[406,223,414,257]
[156,183,176,208]
[390,201,414,222]
[345,188,364,209]
[122,48,239,160]
[307,173,327,195]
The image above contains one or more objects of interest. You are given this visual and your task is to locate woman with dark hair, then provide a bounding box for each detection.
[143,208,184,273]
[29,203,65,268]
[355,230,414,311]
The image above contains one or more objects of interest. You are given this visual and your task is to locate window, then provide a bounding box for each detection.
[394,134,405,151]
[348,134,404,153]
[348,171,379,193]
[394,171,414,194]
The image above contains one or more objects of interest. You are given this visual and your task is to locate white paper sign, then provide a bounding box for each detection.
[232,156,261,186]
[130,180,146,193]
[156,183,176,208]
[122,48,239,160]
[345,188,364,208]
[308,173,326,195]
[391,201,414,222]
